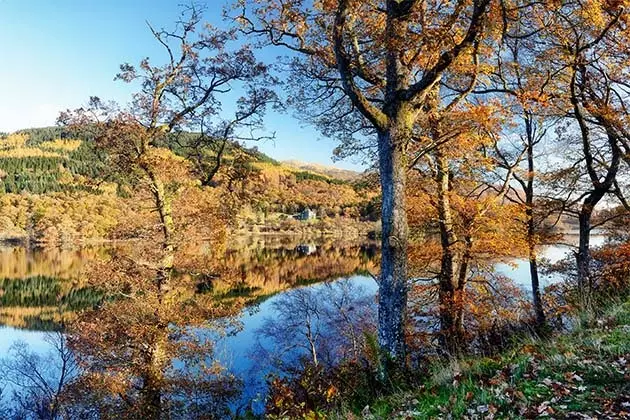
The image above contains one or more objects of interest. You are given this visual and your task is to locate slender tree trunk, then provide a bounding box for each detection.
[203,138,228,186]
[528,239,546,327]
[576,197,598,307]
[576,188,608,307]
[524,126,546,328]
[145,168,176,301]
[377,121,410,365]
[452,236,472,348]
[435,147,461,353]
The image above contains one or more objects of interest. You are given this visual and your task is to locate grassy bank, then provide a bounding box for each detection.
[339,299,630,419]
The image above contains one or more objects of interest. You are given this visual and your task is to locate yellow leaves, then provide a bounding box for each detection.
[39,138,82,152]
[0,192,124,246]
[0,148,62,158]
[0,133,28,150]
[580,0,608,29]
[518,90,552,111]
[140,147,195,185]
[0,134,79,158]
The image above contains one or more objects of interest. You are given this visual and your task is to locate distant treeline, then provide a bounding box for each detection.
[0,127,106,194]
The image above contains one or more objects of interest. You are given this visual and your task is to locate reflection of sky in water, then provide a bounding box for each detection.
[0,327,51,354]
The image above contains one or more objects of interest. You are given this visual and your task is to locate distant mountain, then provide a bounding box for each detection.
[281,160,362,181]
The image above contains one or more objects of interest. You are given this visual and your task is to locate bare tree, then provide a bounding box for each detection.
[253,280,375,374]
[0,332,78,420]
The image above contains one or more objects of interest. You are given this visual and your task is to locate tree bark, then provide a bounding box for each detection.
[434,147,462,352]
[576,196,600,307]
[524,122,546,328]
[145,168,176,301]
[141,331,168,419]
[528,240,546,327]
[141,167,174,418]
[377,121,410,364]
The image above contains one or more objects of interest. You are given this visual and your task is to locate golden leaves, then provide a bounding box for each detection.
[39,139,82,152]
[0,133,28,150]
[0,148,62,158]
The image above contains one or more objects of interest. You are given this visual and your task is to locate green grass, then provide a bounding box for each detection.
[343,298,630,419]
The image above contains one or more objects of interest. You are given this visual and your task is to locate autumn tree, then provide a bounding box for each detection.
[59,3,276,299]
[234,0,495,365]
[476,33,565,329]
[56,6,276,417]
[539,0,630,306]
[407,98,528,352]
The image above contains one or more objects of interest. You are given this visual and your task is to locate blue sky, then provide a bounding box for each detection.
[0,0,364,170]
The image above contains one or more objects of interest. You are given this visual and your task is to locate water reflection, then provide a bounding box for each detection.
[0,237,589,417]
[217,277,378,413]
[0,239,379,418]
[253,279,376,370]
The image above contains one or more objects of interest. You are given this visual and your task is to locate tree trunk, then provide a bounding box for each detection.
[577,198,595,307]
[145,168,176,301]
[435,148,461,353]
[141,332,168,419]
[452,236,473,350]
[528,240,546,328]
[377,123,409,365]
[576,189,607,307]
[524,131,546,329]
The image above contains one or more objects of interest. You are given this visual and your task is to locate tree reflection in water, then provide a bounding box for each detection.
[0,332,77,419]
[253,279,376,375]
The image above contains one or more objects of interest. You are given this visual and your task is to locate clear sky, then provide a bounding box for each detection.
[0,0,364,170]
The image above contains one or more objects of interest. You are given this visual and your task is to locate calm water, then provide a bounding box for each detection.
[0,235,603,414]
[496,234,606,286]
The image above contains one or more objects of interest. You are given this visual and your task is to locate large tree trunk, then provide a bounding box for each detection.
[377,123,410,365]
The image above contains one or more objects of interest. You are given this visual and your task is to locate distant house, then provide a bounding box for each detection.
[295,208,317,221]
[296,244,317,255]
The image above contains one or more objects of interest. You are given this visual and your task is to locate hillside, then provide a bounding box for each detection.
[0,128,378,245]
[282,159,363,181]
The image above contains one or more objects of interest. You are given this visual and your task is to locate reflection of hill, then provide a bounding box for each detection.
[0,241,379,331]
[0,246,108,330]
[0,276,104,330]
[0,246,105,279]
[216,243,378,294]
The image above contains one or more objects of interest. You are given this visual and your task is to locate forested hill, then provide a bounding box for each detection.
[0,128,378,244]
[0,127,105,194]
[0,126,363,193]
